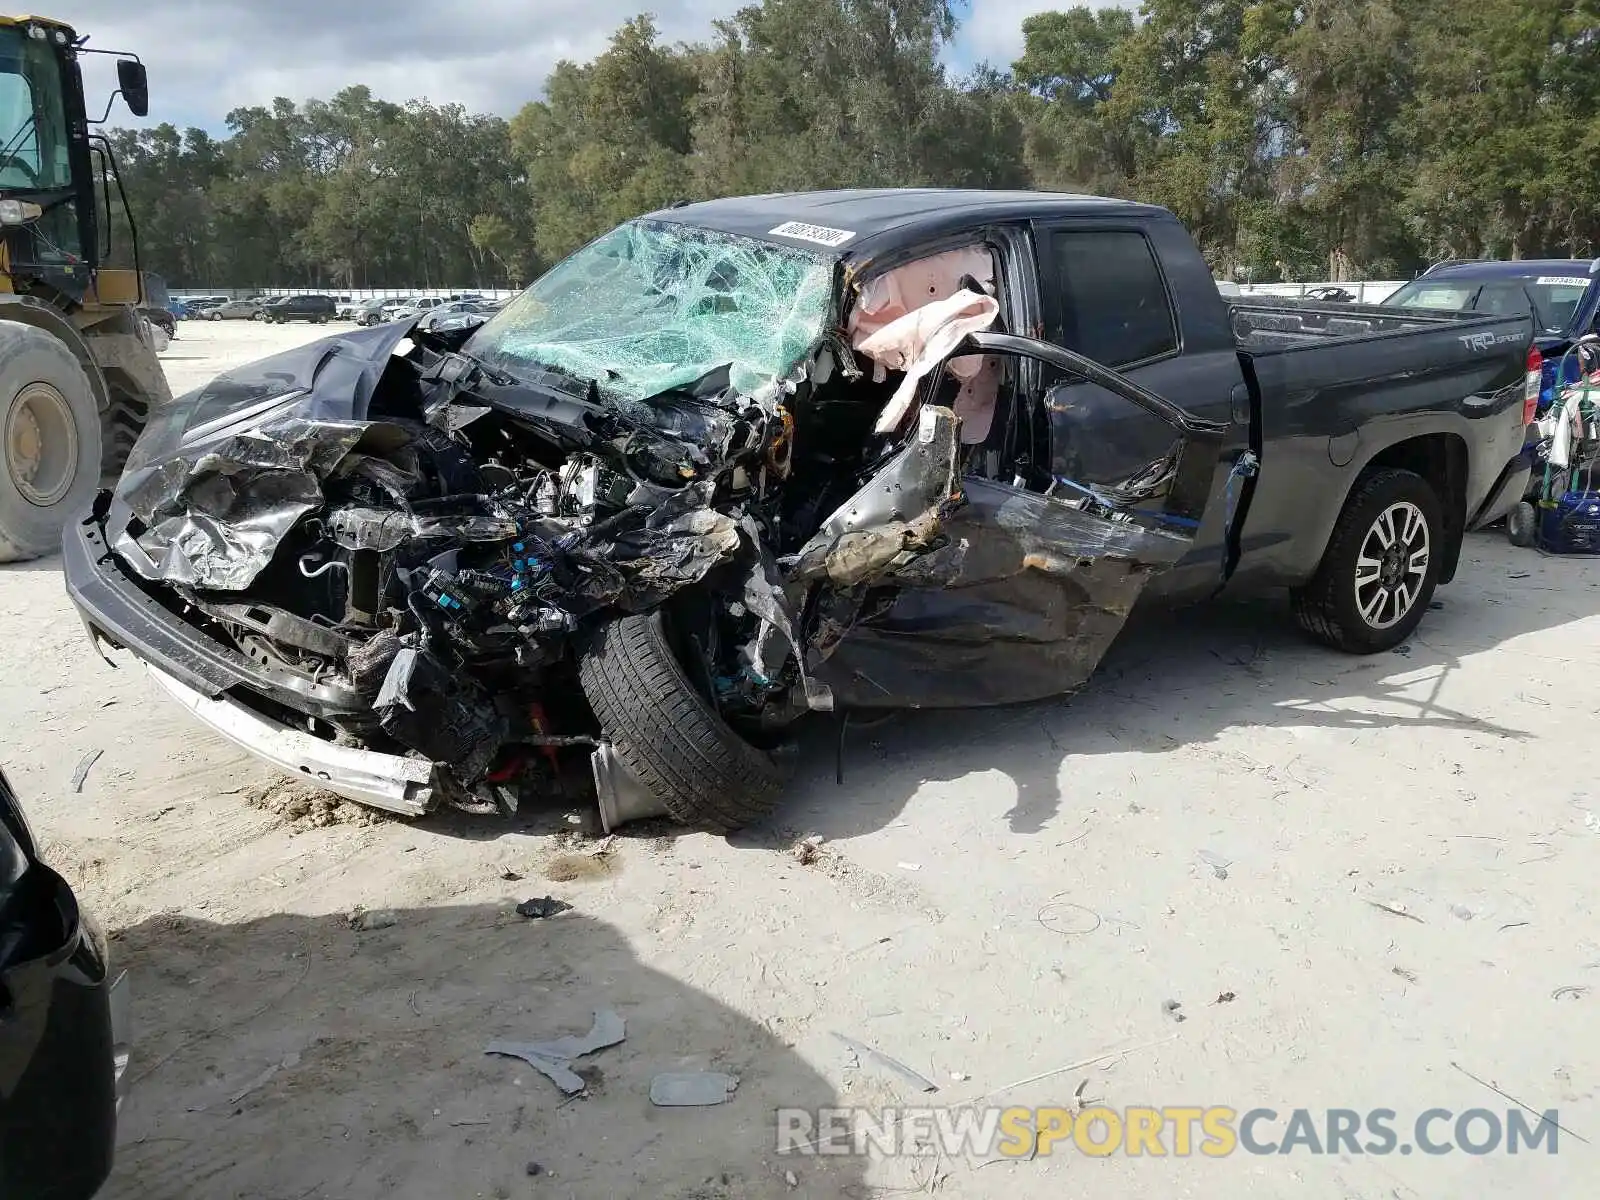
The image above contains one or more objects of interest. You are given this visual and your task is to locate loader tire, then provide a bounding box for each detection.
[0,321,100,563]
[1291,467,1443,654]
[579,610,786,832]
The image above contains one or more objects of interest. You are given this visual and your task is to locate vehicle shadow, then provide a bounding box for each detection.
[776,533,1600,838]
[0,551,63,573]
[104,903,865,1200]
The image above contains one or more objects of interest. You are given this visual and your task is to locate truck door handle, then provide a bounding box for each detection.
[1230,383,1251,425]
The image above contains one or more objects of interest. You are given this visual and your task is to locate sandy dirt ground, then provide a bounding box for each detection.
[4,319,1598,1199]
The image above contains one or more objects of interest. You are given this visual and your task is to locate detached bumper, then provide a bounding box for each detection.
[145,667,437,816]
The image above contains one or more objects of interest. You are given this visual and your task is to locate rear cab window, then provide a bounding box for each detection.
[1045,230,1178,367]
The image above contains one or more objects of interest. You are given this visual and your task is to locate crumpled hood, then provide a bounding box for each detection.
[108,321,419,589]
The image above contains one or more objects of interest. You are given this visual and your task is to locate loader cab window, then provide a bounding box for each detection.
[0,31,72,192]
[0,28,82,271]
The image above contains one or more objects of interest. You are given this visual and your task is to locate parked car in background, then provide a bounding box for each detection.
[1387,259,1600,504]
[353,298,390,327]
[0,765,128,1198]
[1304,285,1357,302]
[389,296,447,321]
[166,298,190,320]
[183,297,228,317]
[205,298,266,321]
[262,294,336,324]
[413,299,490,332]
[1388,260,1600,406]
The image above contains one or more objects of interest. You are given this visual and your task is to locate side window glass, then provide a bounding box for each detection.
[1050,231,1177,366]
[1473,283,1531,318]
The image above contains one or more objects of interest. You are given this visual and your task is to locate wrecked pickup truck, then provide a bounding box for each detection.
[62,190,1535,832]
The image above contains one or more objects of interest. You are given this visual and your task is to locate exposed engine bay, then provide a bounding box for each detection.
[94,221,1214,828]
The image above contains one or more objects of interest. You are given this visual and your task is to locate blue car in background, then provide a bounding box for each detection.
[1388,261,1600,516]
[1388,259,1600,410]
[166,298,190,320]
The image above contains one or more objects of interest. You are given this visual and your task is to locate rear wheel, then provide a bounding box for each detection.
[0,322,100,563]
[1292,468,1443,654]
[579,610,787,831]
[1506,500,1537,547]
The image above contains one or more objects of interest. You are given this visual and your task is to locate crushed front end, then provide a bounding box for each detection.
[64,217,1223,831]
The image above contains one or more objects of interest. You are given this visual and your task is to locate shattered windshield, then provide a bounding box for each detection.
[463,220,834,403]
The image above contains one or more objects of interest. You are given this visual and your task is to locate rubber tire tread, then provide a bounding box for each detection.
[1291,467,1442,654]
[579,610,785,831]
[0,321,101,563]
[100,390,148,485]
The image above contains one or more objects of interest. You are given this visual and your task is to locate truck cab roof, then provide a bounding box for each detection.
[649,189,1170,261]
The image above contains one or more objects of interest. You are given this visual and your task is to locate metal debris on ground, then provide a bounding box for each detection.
[500,869,524,881]
[70,748,104,793]
[1214,992,1236,1004]
[1197,849,1230,880]
[525,1162,543,1177]
[1162,1000,1186,1022]
[831,1031,938,1093]
[1392,967,1419,984]
[648,1071,740,1107]
[227,1051,301,1104]
[784,1170,799,1188]
[486,1009,626,1095]
[1366,900,1424,923]
[516,896,573,919]
[1551,985,1589,1001]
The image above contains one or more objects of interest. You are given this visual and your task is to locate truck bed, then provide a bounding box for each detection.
[1230,298,1473,351]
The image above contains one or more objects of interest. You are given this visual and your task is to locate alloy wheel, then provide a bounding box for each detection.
[1354,500,1430,629]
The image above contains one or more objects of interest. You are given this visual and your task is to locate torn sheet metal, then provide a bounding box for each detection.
[108,321,418,588]
[807,477,1195,709]
[789,406,961,587]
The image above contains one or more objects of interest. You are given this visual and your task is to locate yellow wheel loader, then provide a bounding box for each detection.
[0,15,168,561]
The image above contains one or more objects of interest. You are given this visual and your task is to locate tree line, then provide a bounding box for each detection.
[105,0,1600,291]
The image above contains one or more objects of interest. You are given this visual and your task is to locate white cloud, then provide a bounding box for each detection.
[50,0,733,127]
[44,0,1140,129]
[960,0,1138,68]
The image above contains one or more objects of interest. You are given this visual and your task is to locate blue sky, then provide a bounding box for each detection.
[50,0,1136,134]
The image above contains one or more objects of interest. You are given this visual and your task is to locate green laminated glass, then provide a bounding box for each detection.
[466,220,833,404]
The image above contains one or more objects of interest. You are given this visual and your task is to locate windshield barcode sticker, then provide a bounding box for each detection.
[1535,276,1591,287]
[769,221,856,247]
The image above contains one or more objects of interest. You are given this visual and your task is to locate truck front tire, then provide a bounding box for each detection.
[0,322,100,563]
[579,610,787,832]
[1291,468,1444,654]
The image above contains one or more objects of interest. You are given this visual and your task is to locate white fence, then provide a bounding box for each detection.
[172,287,523,304]
[1234,280,1407,304]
